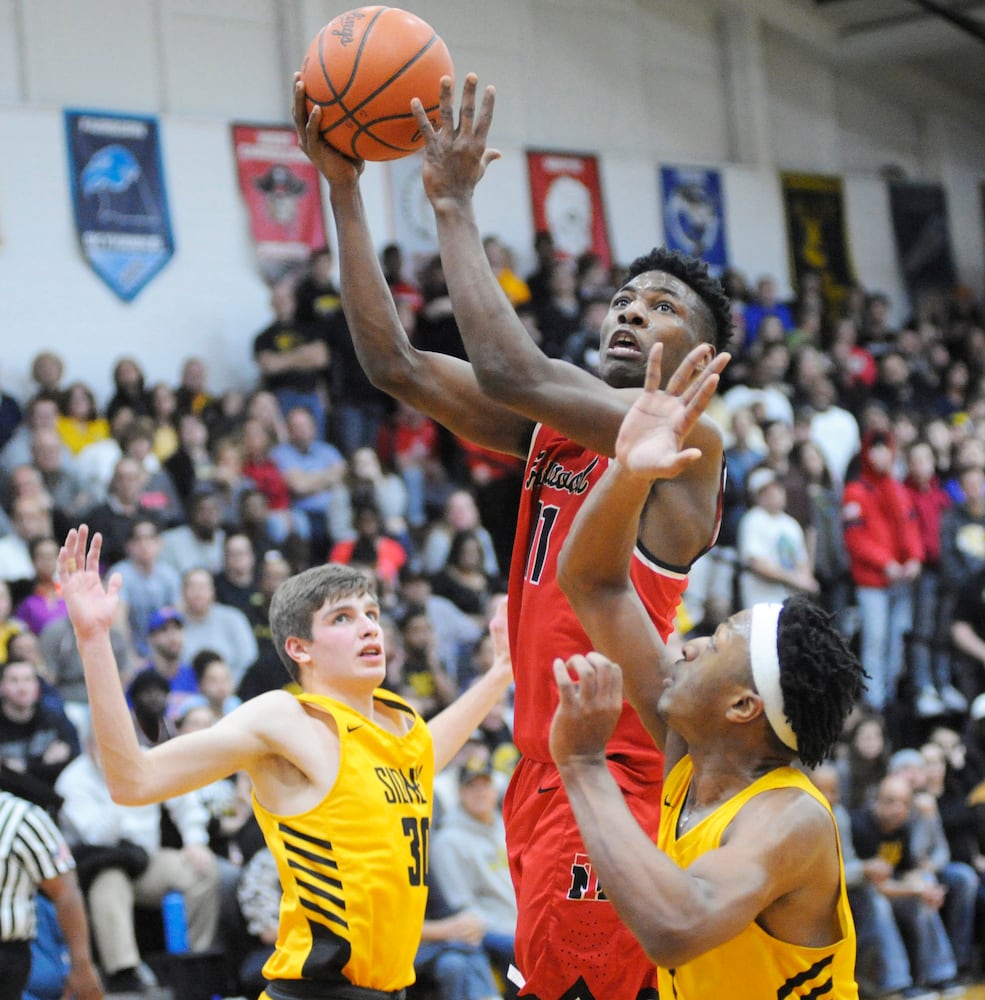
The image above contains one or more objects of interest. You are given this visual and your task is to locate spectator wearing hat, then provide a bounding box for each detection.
[131,606,199,728]
[843,429,924,714]
[736,466,818,608]
[432,755,517,986]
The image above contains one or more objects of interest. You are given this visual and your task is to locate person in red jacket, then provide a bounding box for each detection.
[843,429,924,714]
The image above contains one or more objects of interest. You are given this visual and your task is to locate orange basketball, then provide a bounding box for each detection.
[300,6,453,162]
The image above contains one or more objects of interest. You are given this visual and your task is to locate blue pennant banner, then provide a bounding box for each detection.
[660,165,728,277]
[64,109,175,302]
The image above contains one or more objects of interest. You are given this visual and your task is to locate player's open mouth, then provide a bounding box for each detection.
[607,331,643,357]
[359,645,382,658]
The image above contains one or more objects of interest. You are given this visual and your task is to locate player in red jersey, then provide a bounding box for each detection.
[295,72,731,1000]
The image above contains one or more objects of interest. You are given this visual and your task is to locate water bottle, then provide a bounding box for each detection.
[161,890,189,954]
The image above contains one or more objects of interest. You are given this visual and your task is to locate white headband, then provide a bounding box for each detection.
[749,603,798,752]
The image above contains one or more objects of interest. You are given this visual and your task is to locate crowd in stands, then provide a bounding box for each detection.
[1,227,984,999]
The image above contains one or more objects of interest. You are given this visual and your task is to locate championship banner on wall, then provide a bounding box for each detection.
[64,109,175,302]
[780,172,855,318]
[660,165,728,276]
[526,150,611,267]
[231,124,327,284]
[887,180,957,299]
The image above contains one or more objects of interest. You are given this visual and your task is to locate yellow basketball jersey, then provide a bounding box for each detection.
[657,758,859,1000]
[253,689,432,993]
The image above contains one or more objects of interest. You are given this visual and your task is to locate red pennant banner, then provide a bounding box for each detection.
[232,123,327,284]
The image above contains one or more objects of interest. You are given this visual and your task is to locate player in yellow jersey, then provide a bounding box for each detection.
[549,344,866,999]
[58,524,513,1000]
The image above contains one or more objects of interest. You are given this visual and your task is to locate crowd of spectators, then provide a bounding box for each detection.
[1,229,984,999]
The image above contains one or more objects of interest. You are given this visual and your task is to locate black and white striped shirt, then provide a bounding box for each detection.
[0,791,74,941]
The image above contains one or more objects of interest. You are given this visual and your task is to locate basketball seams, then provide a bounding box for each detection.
[350,102,440,157]
[301,6,452,161]
[314,7,388,108]
[317,40,444,156]
[318,33,440,138]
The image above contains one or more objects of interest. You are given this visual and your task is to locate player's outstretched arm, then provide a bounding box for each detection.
[549,654,836,967]
[558,343,726,748]
[293,75,532,458]
[411,74,636,455]
[428,597,512,771]
[60,526,276,805]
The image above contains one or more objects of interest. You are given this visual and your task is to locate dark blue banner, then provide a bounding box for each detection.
[660,165,728,276]
[888,181,957,299]
[65,109,174,302]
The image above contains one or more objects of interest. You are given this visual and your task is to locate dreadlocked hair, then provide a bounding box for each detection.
[775,594,866,769]
[625,246,733,352]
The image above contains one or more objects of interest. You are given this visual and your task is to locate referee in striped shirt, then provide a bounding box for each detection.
[0,790,102,999]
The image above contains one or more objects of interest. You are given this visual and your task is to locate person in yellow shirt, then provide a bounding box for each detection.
[59,525,513,999]
[551,344,865,999]
[55,382,110,455]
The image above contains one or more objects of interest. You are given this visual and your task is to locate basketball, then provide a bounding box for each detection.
[300,6,453,162]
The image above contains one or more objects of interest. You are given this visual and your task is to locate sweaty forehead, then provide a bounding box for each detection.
[624,270,693,300]
[624,270,716,344]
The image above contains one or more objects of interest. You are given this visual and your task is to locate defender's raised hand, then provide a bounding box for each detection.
[549,653,624,769]
[615,343,729,481]
[411,73,501,209]
[59,525,122,641]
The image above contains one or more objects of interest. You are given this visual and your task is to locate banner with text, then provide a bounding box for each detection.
[780,172,855,321]
[888,180,957,299]
[660,165,728,276]
[526,150,611,268]
[232,123,327,285]
[64,109,175,302]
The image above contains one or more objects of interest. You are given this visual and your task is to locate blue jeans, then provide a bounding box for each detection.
[482,930,515,986]
[939,860,980,972]
[856,582,913,712]
[416,940,501,1000]
[891,893,957,986]
[332,401,388,458]
[910,567,955,692]
[849,884,913,994]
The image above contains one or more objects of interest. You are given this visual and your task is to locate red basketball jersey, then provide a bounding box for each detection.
[508,423,704,765]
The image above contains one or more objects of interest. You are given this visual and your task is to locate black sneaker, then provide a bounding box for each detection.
[103,967,146,994]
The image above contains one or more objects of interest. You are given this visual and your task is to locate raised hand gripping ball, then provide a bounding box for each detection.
[300,6,453,162]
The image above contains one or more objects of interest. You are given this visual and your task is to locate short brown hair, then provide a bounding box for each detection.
[270,564,377,683]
